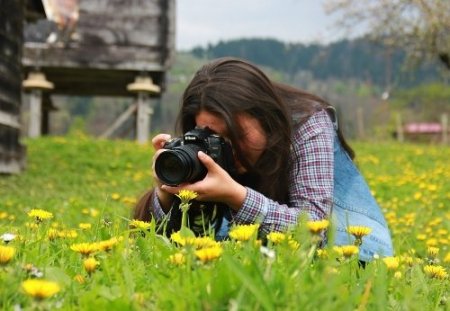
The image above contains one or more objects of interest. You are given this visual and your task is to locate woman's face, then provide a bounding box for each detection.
[195,110,267,173]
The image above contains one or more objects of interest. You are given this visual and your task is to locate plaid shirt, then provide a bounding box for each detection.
[150,109,335,234]
[231,109,335,234]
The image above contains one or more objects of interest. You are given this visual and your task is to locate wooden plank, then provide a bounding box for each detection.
[80,0,163,15]
[100,103,137,138]
[77,15,164,47]
[20,66,166,96]
[0,111,20,129]
[23,44,170,70]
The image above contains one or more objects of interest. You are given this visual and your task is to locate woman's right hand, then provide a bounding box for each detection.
[151,133,174,211]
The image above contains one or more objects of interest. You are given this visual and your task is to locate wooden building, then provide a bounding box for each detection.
[0,1,26,173]
[0,0,175,173]
[23,0,175,142]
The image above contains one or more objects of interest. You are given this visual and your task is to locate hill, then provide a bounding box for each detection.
[191,37,446,88]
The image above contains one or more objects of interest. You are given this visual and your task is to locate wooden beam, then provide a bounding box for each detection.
[99,103,137,138]
[0,111,20,129]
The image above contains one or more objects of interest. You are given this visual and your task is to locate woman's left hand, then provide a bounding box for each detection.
[161,151,247,211]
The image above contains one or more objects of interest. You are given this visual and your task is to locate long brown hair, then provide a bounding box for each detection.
[177,57,353,204]
[134,57,354,220]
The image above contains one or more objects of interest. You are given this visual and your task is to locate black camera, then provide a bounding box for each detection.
[155,127,235,186]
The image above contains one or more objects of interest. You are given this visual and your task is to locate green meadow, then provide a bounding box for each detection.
[0,134,449,310]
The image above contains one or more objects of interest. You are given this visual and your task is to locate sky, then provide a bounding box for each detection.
[175,0,345,51]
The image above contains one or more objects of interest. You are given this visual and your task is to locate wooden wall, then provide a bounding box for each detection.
[0,0,26,173]
[23,0,175,96]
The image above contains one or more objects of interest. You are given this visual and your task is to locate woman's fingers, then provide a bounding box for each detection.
[197,151,221,173]
[152,133,172,150]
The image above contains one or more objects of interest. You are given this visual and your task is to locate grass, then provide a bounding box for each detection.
[0,134,449,310]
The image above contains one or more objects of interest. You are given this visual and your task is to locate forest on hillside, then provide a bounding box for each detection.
[191,37,447,88]
[24,38,450,141]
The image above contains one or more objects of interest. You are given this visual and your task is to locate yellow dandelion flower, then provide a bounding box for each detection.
[22,279,60,299]
[47,228,59,241]
[170,232,217,249]
[444,252,450,263]
[176,190,198,203]
[195,246,223,263]
[229,224,259,242]
[423,265,448,280]
[170,231,187,245]
[316,249,328,259]
[111,193,121,201]
[70,243,98,256]
[0,245,15,264]
[27,209,53,222]
[59,229,78,239]
[382,257,400,270]
[427,247,439,258]
[79,223,92,230]
[129,220,152,230]
[89,209,99,217]
[83,257,100,274]
[25,222,38,229]
[347,226,372,239]
[307,219,330,235]
[426,238,438,247]
[122,196,138,205]
[400,255,414,266]
[267,232,286,244]
[416,234,427,241]
[394,271,402,279]
[169,252,186,265]
[413,192,422,200]
[288,239,300,250]
[192,236,219,249]
[97,237,119,251]
[334,245,359,258]
[73,274,85,284]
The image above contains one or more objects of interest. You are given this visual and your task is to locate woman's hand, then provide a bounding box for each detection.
[161,151,247,211]
[151,133,174,211]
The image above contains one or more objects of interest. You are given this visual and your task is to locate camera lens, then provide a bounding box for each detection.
[155,145,206,186]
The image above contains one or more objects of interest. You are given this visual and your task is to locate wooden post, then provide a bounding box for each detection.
[127,76,160,144]
[22,72,54,138]
[29,89,42,138]
[396,113,404,142]
[136,92,150,144]
[442,113,448,145]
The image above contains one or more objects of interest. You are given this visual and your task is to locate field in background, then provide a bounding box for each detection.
[0,135,449,310]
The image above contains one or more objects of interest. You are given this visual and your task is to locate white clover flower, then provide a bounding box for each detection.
[260,246,276,260]
[1,233,16,243]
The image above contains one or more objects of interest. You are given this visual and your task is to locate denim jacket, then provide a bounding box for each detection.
[331,131,393,261]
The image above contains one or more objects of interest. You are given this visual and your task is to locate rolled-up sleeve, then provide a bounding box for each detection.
[232,109,335,234]
[150,191,169,221]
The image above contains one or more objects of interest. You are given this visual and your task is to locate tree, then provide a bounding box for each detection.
[324,0,450,70]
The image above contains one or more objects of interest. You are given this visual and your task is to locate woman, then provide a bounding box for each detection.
[134,57,393,262]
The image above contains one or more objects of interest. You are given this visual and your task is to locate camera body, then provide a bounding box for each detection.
[155,127,235,186]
